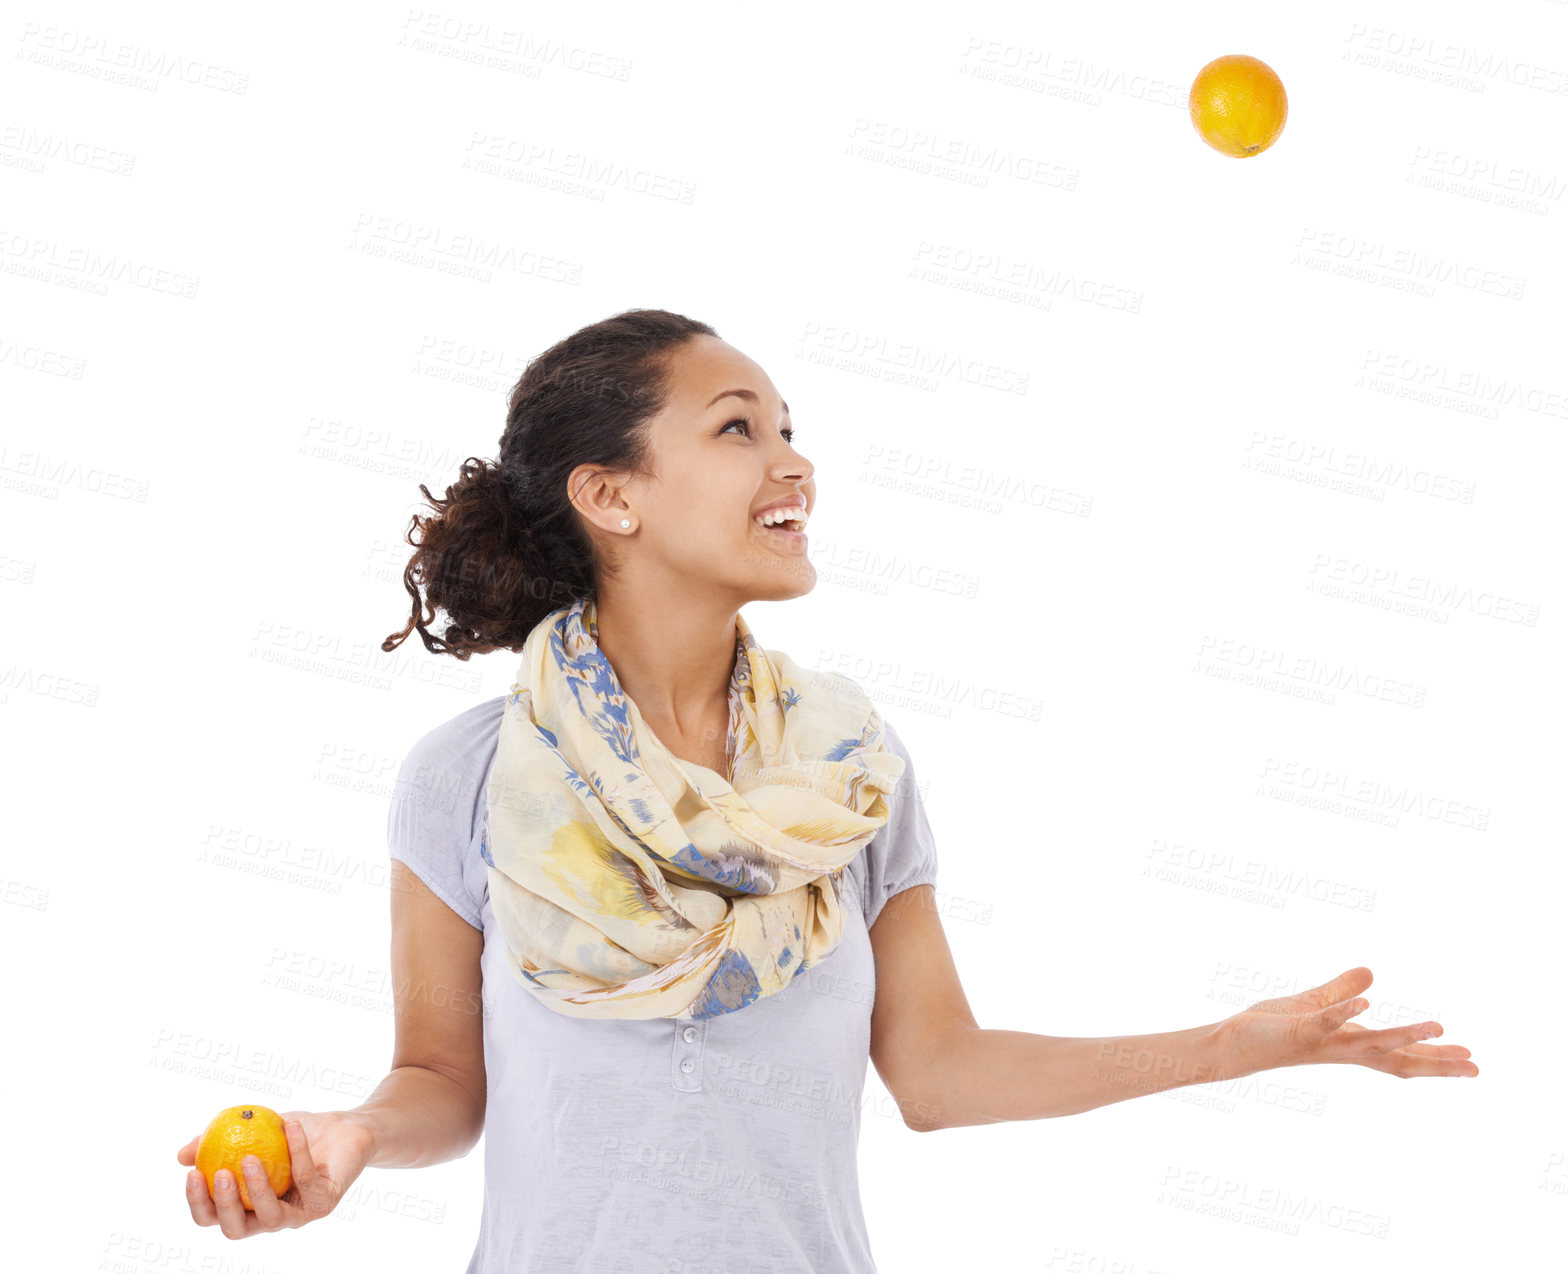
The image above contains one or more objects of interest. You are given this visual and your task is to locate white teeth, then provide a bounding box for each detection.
[754,507,807,528]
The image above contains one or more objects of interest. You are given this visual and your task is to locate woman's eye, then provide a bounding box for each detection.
[722,418,796,444]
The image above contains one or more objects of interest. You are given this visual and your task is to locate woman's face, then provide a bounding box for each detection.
[591,335,817,603]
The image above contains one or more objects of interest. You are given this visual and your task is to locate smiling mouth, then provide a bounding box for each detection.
[753,516,807,538]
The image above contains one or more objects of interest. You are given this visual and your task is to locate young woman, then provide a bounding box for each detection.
[177,308,1478,1270]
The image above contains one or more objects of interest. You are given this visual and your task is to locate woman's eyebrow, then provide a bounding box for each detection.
[706,388,790,415]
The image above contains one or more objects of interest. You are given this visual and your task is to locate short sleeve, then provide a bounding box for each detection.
[386,704,499,932]
[861,717,940,930]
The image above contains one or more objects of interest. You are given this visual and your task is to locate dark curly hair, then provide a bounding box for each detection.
[381,308,719,660]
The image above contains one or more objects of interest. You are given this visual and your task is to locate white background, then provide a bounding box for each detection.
[2,0,1560,1270]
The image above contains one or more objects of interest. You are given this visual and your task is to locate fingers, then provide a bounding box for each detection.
[1391,1053,1480,1078]
[207,1168,256,1239]
[1323,1009,1480,1075]
[284,1119,317,1191]
[185,1169,219,1227]
[1338,1021,1471,1057]
[1348,1018,1446,1055]
[239,1156,287,1229]
[1307,966,1373,1009]
[1373,1042,1481,1078]
[176,1135,198,1166]
[1310,993,1369,1039]
[184,1160,292,1236]
[1338,1017,1481,1075]
[282,1119,327,1221]
[1404,1042,1472,1060]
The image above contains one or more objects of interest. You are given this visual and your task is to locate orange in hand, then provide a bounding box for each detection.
[1189,54,1288,157]
[194,1104,292,1210]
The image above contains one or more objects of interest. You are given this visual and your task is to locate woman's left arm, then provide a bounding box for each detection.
[867,886,1479,1134]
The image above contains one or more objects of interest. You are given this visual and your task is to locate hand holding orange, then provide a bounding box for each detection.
[194,1104,293,1210]
[180,1108,376,1237]
[1189,54,1288,157]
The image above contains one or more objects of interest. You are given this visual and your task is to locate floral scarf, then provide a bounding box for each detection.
[480,596,904,1020]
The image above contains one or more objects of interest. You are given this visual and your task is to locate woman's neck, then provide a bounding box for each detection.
[589,592,740,737]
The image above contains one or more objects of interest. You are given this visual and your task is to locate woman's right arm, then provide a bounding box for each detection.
[341,859,488,1167]
[179,860,486,1237]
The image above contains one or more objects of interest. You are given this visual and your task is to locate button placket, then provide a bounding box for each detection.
[670,1018,707,1091]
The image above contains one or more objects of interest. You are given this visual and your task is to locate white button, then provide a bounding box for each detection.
[680,1058,694,1073]
[682,1026,698,1043]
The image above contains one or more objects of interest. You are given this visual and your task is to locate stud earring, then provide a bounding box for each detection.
[620,519,630,528]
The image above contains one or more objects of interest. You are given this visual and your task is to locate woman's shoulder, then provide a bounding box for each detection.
[401,693,507,775]
[854,713,941,931]
[387,695,508,930]
[391,694,508,838]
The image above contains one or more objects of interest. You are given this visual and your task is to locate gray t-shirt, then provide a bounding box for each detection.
[386,694,940,1273]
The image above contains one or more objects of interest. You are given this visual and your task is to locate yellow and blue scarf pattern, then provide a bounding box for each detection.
[481,596,904,1021]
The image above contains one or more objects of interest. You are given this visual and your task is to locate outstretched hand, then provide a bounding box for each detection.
[177,1109,374,1239]
[1214,966,1479,1080]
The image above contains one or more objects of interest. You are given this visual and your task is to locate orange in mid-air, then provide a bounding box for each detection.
[194,1104,292,1210]
[1189,54,1288,157]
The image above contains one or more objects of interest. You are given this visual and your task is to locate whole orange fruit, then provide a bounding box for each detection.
[1189,54,1288,157]
[194,1104,292,1210]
